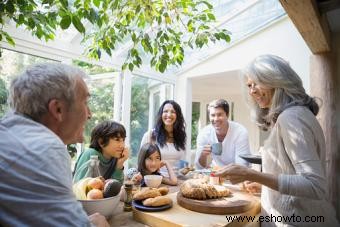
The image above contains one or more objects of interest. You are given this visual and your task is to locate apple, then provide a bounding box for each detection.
[86,189,104,200]
[87,178,104,190]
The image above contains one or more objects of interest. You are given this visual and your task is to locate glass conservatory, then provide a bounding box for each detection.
[1,0,296,168]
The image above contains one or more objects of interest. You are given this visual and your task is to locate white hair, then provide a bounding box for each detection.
[9,63,86,121]
[241,54,319,130]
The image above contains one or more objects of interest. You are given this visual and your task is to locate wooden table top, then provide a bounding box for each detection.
[109,179,261,227]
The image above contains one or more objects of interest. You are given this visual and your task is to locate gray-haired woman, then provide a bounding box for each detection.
[214,55,338,226]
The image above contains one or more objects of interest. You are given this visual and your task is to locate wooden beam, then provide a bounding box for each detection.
[279,0,331,53]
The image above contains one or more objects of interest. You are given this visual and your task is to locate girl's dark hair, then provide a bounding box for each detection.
[137,143,161,176]
[89,120,126,152]
[153,100,186,151]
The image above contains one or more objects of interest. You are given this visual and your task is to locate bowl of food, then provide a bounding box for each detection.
[79,192,121,218]
[144,175,163,188]
[73,177,122,218]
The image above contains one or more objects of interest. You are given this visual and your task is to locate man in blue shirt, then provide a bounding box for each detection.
[0,63,108,226]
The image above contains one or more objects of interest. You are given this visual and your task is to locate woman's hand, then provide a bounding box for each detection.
[243,181,262,194]
[214,164,254,184]
[116,147,129,170]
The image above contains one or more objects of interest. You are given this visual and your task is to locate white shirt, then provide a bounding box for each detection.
[195,121,250,169]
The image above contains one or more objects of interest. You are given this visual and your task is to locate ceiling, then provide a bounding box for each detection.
[318,0,340,32]
[191,70,242,99]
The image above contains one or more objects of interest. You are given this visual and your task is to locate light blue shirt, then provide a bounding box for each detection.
[0,112,90,226]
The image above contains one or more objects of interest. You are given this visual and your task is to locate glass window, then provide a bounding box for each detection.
[0,48,57,117]
[191,102,200,149]
[129,75,174,168]
[72,60,117,146]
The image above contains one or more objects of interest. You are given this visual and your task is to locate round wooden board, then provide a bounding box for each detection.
[177,191,255,215]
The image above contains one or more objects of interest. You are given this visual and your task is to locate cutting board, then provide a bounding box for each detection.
[177,191,254,215]
[132,191,261,227]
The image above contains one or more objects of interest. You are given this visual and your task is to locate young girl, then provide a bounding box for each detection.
[73,120,129,184]
[129,143,177,186]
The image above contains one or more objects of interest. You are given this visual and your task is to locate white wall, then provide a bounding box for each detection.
[176,17,312,155]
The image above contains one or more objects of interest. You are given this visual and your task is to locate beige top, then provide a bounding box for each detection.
[261,106,338,226]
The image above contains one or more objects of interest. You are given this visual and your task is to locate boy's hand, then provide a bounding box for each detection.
[116,147,129,170]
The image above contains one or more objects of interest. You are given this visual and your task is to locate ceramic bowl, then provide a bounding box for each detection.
[79,192,121,218]
[144,175,163,188]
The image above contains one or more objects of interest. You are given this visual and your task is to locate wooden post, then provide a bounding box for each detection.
[310,53,338,214]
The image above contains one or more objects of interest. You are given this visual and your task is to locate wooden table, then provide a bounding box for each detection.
[109,181,261,227]
[108,183,181,226]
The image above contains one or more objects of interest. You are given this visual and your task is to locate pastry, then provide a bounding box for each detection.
[133,187,161,201]
[142,195,172,207]
[157,186,169,195]
[180,179,230,200]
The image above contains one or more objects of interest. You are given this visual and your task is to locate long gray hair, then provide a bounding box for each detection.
[241,55,319,130]
[9,63,86,121]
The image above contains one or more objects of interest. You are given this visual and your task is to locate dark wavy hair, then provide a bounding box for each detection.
[89,120,126,152]
[152,100,186,151]
[137,143,162,176]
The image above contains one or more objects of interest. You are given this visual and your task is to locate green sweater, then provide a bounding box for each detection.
[73,148,124,184]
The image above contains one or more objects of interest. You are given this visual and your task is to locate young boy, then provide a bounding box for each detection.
[73,120,129,183]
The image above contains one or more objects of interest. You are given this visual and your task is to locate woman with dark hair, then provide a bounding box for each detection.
[140,100,186,176]
[73,120,129,184]
[214,55,338,226]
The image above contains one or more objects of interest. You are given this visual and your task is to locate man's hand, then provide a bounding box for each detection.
[89,212,109,227]
[116,147,129,169]
[198,145,212,168]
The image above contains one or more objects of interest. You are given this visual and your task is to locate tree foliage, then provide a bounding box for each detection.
[0,0,230,73]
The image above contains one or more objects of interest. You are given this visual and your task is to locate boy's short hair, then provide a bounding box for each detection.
[89,120,126,152]
[208,99,229,115]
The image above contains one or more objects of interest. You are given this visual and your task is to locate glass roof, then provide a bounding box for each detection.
[6,0,286,78]
[127,0,286,76]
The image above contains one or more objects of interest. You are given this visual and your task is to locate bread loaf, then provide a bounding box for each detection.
[180,179,230,200]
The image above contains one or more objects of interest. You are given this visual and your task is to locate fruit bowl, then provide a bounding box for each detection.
[79,192,121,218]
[144,175,163,188]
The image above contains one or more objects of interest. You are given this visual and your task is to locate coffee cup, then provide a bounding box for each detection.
[211,142,222,155]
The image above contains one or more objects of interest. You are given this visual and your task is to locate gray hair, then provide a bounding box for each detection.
[9,63,86,121]
[241,54,319,130]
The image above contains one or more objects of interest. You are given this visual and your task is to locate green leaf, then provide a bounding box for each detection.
[128,63,134,71]
[122,63,128,71]
[27,18,35,29]
[72,15,85,33]
[60,0,68,8]
[4,33,15,46]
[159,61,167,73]
[93,0,100,8]
[199,1,213,9]
[18,14,25,24]
[112,0,119,9]
[207,13,215,21]
[60,15,71,29]
[5,1,15,14]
